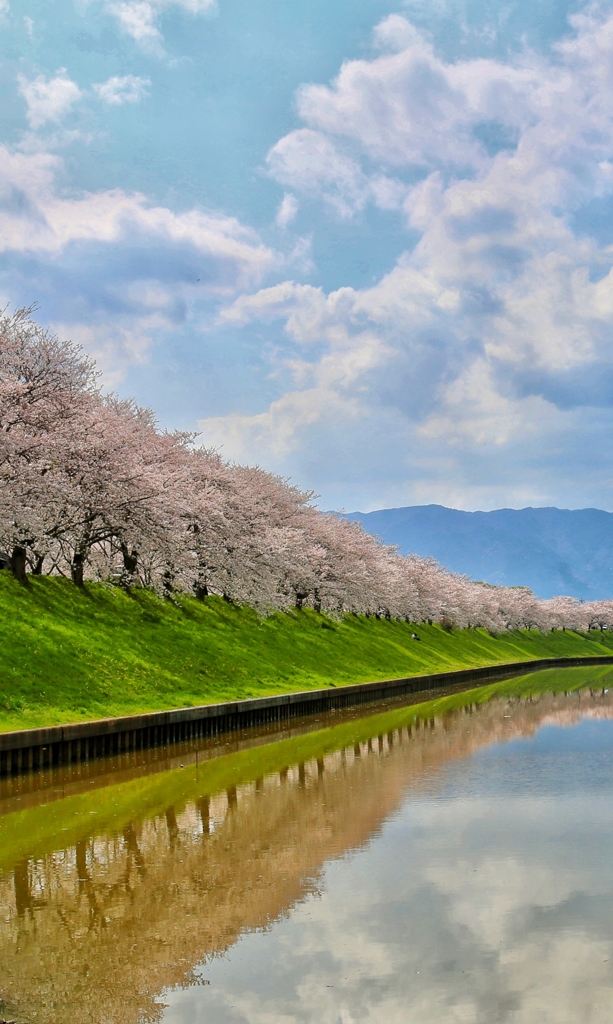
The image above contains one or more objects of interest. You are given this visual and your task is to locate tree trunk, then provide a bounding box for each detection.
[10,546,27,582]
[295,591,309,610]
[71,551,85,586]
[313,589,321,613]
[120,544,138,575]
[32,554,44,575]
[195,582,209,600]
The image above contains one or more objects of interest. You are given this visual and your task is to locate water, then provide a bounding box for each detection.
[2,666,613,1024]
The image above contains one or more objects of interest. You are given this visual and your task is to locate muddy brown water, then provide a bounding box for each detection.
[2,665,613,1024]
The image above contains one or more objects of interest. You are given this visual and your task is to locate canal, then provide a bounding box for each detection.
[2,664,613,1023]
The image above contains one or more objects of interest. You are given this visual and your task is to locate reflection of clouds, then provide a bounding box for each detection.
[416,795,607,962]
[164,717,613,1024]
[426,849,560,948]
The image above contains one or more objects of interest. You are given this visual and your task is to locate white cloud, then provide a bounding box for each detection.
[275,193,299,228]
[266,128,407,218]
[267,129,371,218]
[94,74,151,105]
[0,145,279,382]
[106,1,164,53]
[199,387,365,461]
[23,14,33,37]
[18,70,82,130]
[291,25,478,170]
[49,320,153,387]
[266,15,564,210]
[105,0,217,55]
[198,9,613,509]
[373,12,423,52]
[0,146,275,279]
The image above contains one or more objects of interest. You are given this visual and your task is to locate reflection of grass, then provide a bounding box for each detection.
[1,573,613,732]
[1,664,610,875]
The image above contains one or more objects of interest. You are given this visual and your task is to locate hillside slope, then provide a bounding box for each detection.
[342,505,613,599]
[0,574,612,732]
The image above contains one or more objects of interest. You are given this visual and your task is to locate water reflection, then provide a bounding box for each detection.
[1,668,613,1024]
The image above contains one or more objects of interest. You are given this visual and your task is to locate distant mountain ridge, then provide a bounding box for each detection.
[341,505,613,600]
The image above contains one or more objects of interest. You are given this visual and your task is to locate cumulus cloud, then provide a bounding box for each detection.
[49,320,154,387]
[196,8,613,509]
[266,128,407,218]
[329,13,557,162]
[18,70,82,130]
[267,130,372,218]
[199,387,364,461]
[275,193,299,228]
[0,145,278,381]
[105,0,217,55]
[93,74,151,105]
[0,147,274,276]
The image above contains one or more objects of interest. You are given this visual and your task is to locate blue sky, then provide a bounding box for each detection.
[2,0,613,511]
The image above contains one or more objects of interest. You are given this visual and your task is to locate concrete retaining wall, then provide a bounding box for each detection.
[2,655,612,776]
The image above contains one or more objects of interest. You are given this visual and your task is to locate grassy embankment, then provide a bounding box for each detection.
[1,572,613,732]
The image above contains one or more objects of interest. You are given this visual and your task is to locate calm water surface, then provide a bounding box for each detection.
[2,666,613,1024]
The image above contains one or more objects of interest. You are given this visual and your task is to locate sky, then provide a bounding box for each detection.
[2,0,613,512]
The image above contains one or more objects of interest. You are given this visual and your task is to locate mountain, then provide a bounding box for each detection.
[341,505,613,600]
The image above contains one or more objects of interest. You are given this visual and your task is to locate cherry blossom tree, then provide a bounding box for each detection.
[0,306,99,579]
[4,307,613,635]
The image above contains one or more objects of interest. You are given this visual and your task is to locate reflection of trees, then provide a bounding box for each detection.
[13,862,32,919]
[1,688,612,1024]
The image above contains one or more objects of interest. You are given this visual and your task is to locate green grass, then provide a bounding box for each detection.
[1,572,613,732]
[1,664,610,875]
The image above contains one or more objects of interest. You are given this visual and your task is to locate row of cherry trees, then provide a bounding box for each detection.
[1,307,612,633]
